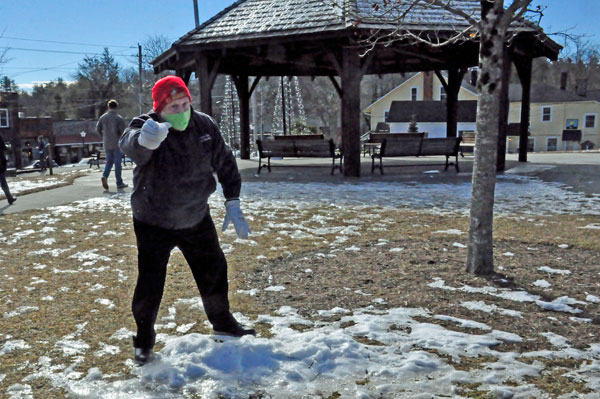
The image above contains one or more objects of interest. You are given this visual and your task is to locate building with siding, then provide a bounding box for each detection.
[0,91,106,167]
[508,84,600,152]
[363,71,478,134]
[0,92,21,168]
[52,120,102,164]
[365,71,600,152]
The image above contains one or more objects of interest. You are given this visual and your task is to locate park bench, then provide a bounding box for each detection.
[362,132,426,156]
[273,134,325,141]
[256,137,342,175]
[89,150,132,168]
[372,135,462,174]
[90,150,106,168]
[459,131,476,155]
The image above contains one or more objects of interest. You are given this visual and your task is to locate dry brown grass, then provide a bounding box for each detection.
[0,200,598,398]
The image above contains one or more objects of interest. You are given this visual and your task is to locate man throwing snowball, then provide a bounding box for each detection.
[120,75,254,366]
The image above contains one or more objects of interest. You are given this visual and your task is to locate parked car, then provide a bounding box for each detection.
[24,160,59,169]
[75,157,94,167]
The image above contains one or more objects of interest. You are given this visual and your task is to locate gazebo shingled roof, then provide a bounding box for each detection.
[152,0,561,176]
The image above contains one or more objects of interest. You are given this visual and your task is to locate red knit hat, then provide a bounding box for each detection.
[152,75,192,114]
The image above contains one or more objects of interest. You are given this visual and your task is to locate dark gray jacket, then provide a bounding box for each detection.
[97,111,126,150]
[119,108,241,229]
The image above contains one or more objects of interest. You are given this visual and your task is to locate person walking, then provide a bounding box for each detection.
[0,136,16,205]
[37,135,47,174]
[119,75,254,366]
[96,99,127,190]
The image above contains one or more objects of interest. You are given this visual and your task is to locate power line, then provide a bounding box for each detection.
[0,35,135,49]
[0,46,136,57]
[3,67,74,71]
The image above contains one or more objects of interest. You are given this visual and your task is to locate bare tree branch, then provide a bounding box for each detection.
[423,0,479,26]
[0,29,13,75]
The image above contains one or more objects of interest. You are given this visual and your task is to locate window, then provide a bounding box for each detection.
[439,86,447,101]
[566,119,578,129]
[541,106,552,122]
[411,87,418,101]
[384,111,389,122]
[584,113,597,128]
[0,109,9,128]
[527,138,535,152]
[547,137,558,151]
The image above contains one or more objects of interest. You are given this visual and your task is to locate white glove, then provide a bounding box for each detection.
[222,199,251,239]
[138,120,171,150]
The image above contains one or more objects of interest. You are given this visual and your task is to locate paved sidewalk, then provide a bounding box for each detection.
[1,152,598,215]
[0,168,134,215]
[505,152,600,196]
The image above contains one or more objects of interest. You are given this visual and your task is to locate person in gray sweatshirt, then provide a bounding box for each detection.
[119,75,254,365]
[0,136,16,205]
[96,99,127,189]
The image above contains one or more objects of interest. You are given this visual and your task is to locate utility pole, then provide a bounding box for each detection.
[193,0,199,27]
[138,44,143,115]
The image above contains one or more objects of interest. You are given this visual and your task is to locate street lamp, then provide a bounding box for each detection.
[80,131,87,157]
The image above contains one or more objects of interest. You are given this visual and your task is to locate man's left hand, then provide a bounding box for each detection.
[222,199,251,239]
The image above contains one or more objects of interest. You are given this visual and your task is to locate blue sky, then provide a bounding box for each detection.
[0,0,598,91]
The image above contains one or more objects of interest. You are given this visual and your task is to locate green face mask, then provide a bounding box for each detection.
[163,109,191,131]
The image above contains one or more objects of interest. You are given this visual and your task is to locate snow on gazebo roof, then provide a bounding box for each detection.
[172,0,551,47]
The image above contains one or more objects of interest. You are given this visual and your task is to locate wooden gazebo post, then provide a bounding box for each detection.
[514,54,532,162]
[330,44,372,177]
[232,75,250,159]
[233,75,262,160]
[196,55,220,116]
[496,47,512,172]
[341,47,362,177]
[435,66,467,139]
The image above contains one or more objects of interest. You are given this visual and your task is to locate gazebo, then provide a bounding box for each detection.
[152,0,561,177]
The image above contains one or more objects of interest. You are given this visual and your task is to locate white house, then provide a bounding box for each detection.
[385,100,477,138]
[363,71,479,138]
[364,71,600,151]
[507,84,600,152]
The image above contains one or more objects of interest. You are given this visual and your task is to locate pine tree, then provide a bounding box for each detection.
[408,114,419,133]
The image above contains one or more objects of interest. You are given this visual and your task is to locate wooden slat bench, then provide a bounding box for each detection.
[273,134,325,141]
[459,131,476,155]
[89,150,106,168]
[372,136,462,174]
[363,132,426,155]
[256,138,342,175]
[89,150,132,168]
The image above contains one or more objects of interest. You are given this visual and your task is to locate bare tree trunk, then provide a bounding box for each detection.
[466,1,509,275]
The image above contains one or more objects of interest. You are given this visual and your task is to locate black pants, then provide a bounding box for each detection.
[0,171,13,200]
[132,214,231,349]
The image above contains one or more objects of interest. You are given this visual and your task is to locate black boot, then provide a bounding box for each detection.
[212,312,256,337]
[134,347,155,365]
[7,196,16,205]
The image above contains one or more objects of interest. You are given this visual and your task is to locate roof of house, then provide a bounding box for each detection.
[508,84,593,103]
[54,133,102,146]
[52,120,103,145]
[586,89,600,102]
[363,71,478,113]
[387,100,477,123]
